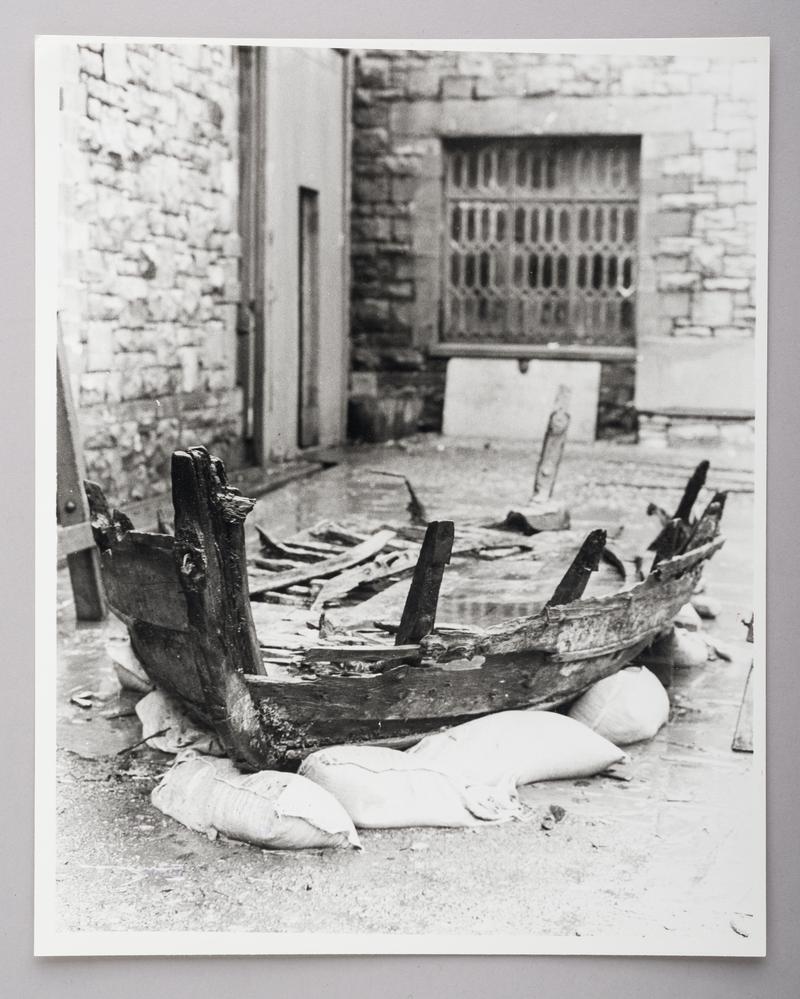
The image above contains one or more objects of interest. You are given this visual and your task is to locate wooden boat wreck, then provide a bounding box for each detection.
[86,446,725,772]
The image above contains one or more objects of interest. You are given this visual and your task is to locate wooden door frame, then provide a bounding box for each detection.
[236,45,268,466]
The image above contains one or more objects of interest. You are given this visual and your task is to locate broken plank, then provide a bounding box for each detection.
[310,549,419,610]
[255,526,330,562]
[546,529,607,607]
[303,643,420,663]
[248,529,396,596]
[533,384,571,500]
[732,661,754,753]
[396,521,455,645]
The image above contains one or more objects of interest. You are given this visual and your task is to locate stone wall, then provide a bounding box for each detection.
[58,42,243,505]
[348,49,760,443]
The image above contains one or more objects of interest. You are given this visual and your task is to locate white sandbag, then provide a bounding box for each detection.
[673,602,702,632]
[567,667,669,745]
[299,745,521,829]
[152,751,360,850]
[690,595,721,620]
[407,710,625,788]
[648,626,709,668]
[135,689,225,756]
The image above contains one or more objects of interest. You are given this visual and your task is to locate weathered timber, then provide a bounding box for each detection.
[367,470,428,525]
[310,549,419,610]
[650,518,686,571]
[533,384,571,500]
[732,661,754,753]
[546,529,607,607]
[648,460,709,553]
[249,529,396,596]
[57,329,106,620]
[600,545,627,581]
[171,446,272,769]
[303,643,420,663]
[675,459,710,523]
[680,491,727,553]
[255,526,329,562]
[395,521,455,645]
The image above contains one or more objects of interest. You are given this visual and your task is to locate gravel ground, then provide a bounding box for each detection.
[53,437,760,949]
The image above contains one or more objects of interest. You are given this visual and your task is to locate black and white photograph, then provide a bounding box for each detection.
[36,36,767,955]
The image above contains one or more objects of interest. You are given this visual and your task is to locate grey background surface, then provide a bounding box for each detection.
[3,0,797,995]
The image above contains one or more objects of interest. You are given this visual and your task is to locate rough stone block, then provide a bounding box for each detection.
[701,149,737,181]
[692,290,734,327]
[658,272,701,291]
[85,321,116,371]
[441,76,475,99]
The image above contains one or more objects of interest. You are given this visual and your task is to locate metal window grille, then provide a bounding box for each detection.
[443,137,641,346]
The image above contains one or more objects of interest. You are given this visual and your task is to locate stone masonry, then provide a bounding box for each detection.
[58,43,243,505]
[348,50,760,443]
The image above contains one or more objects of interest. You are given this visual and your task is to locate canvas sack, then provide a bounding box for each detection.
[152,751,361,850]
[568,666,670,745]
[299,744,521,829]
[407,710,625,788]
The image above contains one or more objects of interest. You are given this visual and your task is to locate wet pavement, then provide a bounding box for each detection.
[54,436,760,948]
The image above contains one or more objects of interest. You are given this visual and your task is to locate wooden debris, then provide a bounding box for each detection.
[255,526,330,562]
[395,521,455,644]
[546,529,607,607]
[648,460,710,554]
[304,643,420,663]
[367,469,428,525]
[732,661,754,753]
[248,529,396,597]
[533,385,571,500]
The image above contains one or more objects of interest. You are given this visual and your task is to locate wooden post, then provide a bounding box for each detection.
[56,329,106,621]
[533,384,571,500]
[546,529,606,607]
[674,459,710,523]
[171,446,272,769]
[681,491,727,553]
[648,460,710,554]
[395,521,454,645]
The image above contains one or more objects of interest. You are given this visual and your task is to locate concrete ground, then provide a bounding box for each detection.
[54,436,760,949]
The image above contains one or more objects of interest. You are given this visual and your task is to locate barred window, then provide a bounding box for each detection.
[443,137,640,346]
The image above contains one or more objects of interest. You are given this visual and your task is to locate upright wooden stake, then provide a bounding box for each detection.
[56,328,106,621]
[533,384,571,500]
[395,521,454,645]
[674,459,710,523]
[546,529,606,607]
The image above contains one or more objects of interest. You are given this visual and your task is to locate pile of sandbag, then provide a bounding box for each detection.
[152,751,361,850]
[298,745,521,829]
[299,711,625,830]
[568,666,669,745]
[406,710,625,787]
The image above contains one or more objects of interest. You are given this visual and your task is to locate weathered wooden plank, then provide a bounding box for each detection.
[57,329,106,620]
[732,661,754,753]
[57,521,96,560]
[533,384,571,500]
[546,529,607,607]
[648,460,710,553]
[675,459,710,523]
[304,643,420,663]
[171,447,272,769]
[367,470,428,525]
[395,521,455,645]
[248,529,396,596]
[255,526,329,563]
